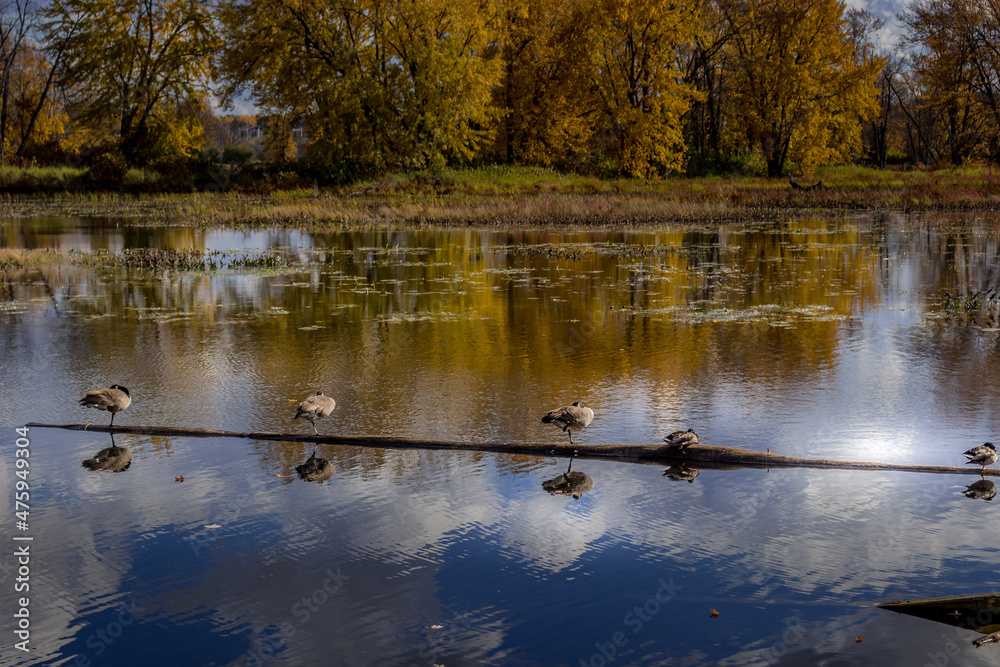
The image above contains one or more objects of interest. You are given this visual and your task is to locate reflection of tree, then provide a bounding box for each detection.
[13,217,1000,470]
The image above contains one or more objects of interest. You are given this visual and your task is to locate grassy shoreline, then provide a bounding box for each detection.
[1,165,999,226]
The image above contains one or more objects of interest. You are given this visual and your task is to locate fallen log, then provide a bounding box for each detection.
[878,593,1000,643]
[25,422,998,476]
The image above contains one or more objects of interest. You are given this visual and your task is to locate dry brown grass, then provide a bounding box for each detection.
[0,165,999,227]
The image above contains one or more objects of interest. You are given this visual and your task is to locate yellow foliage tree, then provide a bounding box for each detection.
[43,0,219,163]
[5,43,73,159]
[901,0,1000,164]
[497,0,597,167]
[721,0,883,176]
[590,0,701,177]
[218,0,502,172]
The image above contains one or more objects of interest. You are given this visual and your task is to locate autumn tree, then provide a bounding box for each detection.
[678,0,740,157]
[496,0,597,167]
[43,0,219,163]
[901,0,1000,165]
[720,0,883,176]
[4,43,73,160]
[0,0,34,163]
[218,0,502,173]
[590,0,701,177]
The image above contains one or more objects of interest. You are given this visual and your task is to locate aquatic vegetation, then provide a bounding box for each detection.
[938,289,1000,328]
[104,248,291,271]
[112,248,215,271]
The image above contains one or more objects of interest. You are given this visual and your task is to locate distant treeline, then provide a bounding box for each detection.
[1,0,997,183]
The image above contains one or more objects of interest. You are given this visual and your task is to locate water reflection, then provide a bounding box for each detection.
[81,433,132,472]
[963,479,997,501]
[663,463,701,483]
[295,448,336,483]
[9,214,1000,665]
[541,460,595,499]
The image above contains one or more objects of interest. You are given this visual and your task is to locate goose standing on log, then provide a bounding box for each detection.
[541,402,594,445]
[664,428,699,450]
[963,442,997,472]
[80,385,131,427]
[295,391,336,436]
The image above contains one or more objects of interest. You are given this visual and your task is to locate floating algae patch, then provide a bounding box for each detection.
[617,303,853,325]
[376,312,465,323]
[0,300,30,314]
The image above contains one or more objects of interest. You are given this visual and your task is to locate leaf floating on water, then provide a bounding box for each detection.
[710,609,720,618]
[175,476,184,482]
[855,637,863,643]
[277,473,285,477]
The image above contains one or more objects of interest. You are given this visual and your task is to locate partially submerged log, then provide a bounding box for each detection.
[26,422,1000,475]
[879,593,1000,643]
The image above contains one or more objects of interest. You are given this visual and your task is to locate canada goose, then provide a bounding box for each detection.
[541,402,594,444]
[80,385,131,426]
[664,428,700,450]
[963,442,998,471]
[294,391,336,435]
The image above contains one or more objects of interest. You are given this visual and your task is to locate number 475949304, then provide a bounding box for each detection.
[15,426,30,524]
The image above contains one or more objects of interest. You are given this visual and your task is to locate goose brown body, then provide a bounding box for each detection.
[541,402,594,444]
[664,429,700,450]
[963,442,998,471]
[295,391,336,435]
[80,385,131,426]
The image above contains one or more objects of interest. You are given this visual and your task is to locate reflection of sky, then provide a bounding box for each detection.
[5,215,1000,665]
[8,432,1000,666]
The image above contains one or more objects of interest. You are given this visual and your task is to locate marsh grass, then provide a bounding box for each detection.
[0,248,68,270]
[1,165,999,226]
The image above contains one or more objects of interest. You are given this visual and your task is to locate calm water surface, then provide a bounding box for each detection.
[3,214,1000,666]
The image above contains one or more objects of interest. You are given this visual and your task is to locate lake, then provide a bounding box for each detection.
[3,213,1000,666]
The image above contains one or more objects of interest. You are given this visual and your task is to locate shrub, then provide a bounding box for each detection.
[150,155,200,191]
[88,152,129,190]
[222,145,253,164]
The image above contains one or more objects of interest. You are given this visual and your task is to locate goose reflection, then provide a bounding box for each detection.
[964,479,997,501]
[295,449,336,483]
[662,464,700,483]
[542,460,594,499]
[82,434,132,473]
